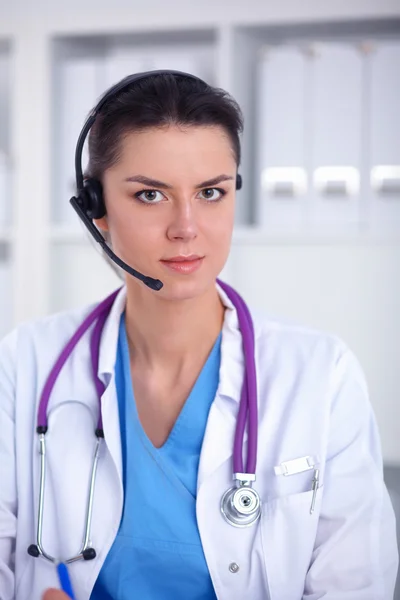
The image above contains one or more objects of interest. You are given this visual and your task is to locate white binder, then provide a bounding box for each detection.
[308,42,363,232]
[0,49,9,153]
[103,44,149,88]
[104,41,214,88]
[368,41,400,231]
[53,51,105,226]
[149,45,214,83]
[0,50,11,227]
[255,46,308,232]
[0,151,11,227]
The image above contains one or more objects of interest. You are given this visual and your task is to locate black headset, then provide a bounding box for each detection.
[70,69,242,291]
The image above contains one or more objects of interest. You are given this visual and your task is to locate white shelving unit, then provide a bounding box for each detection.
[1,2,400,464]
[231,20,400,231]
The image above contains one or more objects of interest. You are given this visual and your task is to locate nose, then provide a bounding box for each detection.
[166,199,198,242]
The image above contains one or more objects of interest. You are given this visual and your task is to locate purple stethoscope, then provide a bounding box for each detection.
[27,279,260,579]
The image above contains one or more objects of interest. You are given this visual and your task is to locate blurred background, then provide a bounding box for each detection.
[0,0,399,591]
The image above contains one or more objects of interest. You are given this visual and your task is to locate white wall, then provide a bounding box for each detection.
[2,0,400,29]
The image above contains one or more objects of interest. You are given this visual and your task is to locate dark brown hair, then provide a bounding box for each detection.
[87,72,243,180]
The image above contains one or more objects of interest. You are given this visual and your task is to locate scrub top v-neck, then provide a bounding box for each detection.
[90,312,221,599]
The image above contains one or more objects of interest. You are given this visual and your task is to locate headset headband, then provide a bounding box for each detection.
[74,69,207,192]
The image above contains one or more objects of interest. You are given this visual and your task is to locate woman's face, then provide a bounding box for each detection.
[96,124,236,301]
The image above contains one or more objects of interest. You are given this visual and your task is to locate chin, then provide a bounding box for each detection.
[157,275,218,302]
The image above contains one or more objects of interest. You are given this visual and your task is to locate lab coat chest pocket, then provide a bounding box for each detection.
[259,471,324,600]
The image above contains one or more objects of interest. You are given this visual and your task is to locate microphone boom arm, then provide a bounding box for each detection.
[70,196,163,292]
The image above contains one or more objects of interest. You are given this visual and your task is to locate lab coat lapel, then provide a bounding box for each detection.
[197,286,247,491]
[197,398,248,492]
[100,375,122,481]
[97,286,127,481]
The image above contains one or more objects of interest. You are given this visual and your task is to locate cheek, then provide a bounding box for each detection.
[209,207,234,240]
[113,206,163,239]
[205,213,234,265]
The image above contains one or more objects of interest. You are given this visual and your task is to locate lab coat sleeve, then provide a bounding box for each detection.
[0,330,18,600]
[303,347,399,599]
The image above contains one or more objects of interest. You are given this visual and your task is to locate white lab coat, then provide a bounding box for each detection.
[0,284,398,600]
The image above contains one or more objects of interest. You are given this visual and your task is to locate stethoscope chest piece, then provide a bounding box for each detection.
[221,481,261,528]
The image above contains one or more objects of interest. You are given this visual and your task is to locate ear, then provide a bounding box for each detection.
[93,216,109,232]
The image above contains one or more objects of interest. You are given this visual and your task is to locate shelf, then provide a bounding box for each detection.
[46,223,400,247]
[48,224,88,243]
[232,228,400,246]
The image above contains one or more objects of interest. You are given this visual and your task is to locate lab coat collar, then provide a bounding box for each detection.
[97,281,245,408]
[97,285,127,382]
[197,283,247,489]
[214,281,244,405]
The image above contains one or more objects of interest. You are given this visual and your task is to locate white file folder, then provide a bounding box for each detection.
[368,41,400,231]
[256,46,308,232]
[0,50,9,153]
[0,152,11,227]
[0,51,11,228]
[104,42,214,89]
[308,43,362,231]
[103,44,149,88]
[53,52,104,226]
[149,46,214,83]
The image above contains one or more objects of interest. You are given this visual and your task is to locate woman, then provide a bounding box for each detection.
[0,71,398,600]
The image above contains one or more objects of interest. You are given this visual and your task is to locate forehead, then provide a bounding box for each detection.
[116,125,236,170]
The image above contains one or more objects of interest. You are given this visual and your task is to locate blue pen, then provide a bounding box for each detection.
[57,562,76,599]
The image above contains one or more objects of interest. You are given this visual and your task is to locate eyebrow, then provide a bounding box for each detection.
[124,174,235,189]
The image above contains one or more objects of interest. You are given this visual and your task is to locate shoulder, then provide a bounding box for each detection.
[252,307,347,366]
[0,302,98,372]
[251,306,368,410]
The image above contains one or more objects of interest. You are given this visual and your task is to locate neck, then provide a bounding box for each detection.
[124,280,225,371]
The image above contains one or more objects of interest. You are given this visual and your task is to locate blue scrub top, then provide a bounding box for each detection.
[90,313,221,599]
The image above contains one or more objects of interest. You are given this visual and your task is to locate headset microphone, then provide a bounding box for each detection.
[69,195,163,291]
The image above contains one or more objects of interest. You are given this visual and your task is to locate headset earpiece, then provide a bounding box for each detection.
[82,178,106,219]
[236,174,242,191]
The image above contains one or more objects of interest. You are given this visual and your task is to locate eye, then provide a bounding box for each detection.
[198,188,226,202]
[134,189,164,204]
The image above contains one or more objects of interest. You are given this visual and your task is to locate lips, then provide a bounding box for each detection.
[161,255,203,262]
[160,255,204,274]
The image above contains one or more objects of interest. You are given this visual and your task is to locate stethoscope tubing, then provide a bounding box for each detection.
[216,280,257,475]
[37,289,119,431]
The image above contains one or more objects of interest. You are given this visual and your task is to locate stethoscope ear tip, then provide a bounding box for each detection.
[27,544,40,558]
[82,547,96,560]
